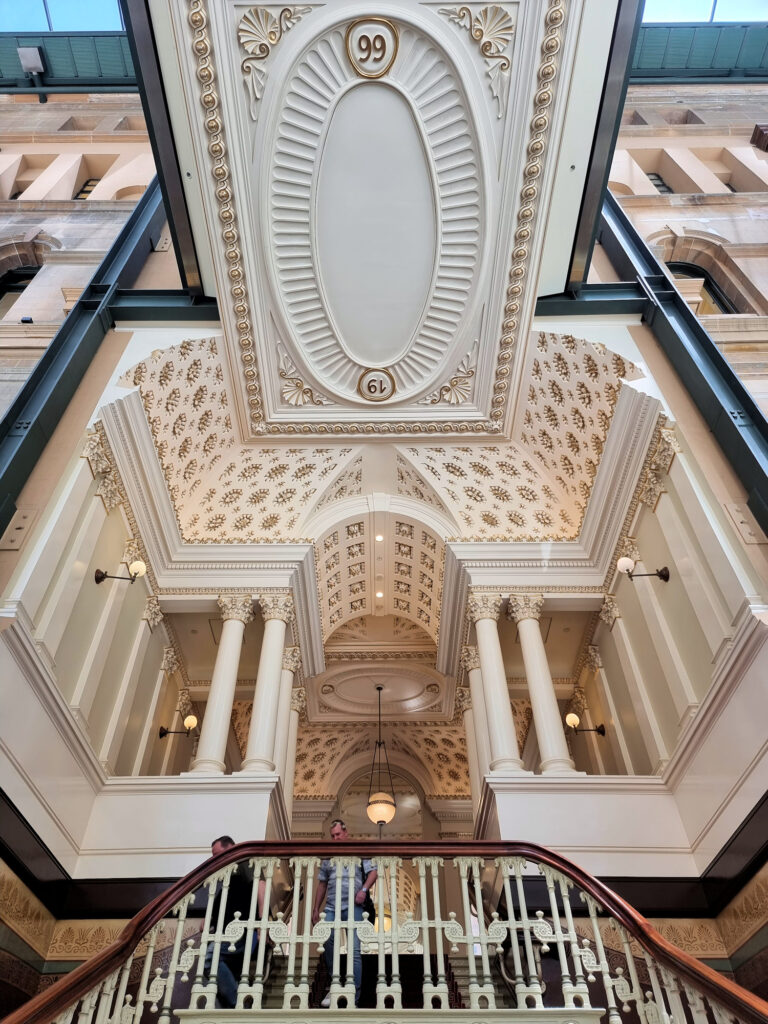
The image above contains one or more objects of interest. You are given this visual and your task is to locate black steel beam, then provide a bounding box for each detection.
[596,192,768,536]
[0,178,170,537]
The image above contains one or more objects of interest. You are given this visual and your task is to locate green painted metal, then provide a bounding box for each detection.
[0,32,136,89]
[631,23,768,80]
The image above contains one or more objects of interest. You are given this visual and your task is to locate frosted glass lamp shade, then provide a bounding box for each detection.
[367,792,396,825]
[128,559,147,578]
[565,711,581,729]
[616,556,635,576]
[183,714,198,731]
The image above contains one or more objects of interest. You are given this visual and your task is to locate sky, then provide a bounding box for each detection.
[0,0,766,34]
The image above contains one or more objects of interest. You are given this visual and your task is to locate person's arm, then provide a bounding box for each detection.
[354,863,378,904]
[312,879,327,925]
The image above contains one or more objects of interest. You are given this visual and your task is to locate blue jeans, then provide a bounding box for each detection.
[324,903,363,1005]
[204,931,259,1008]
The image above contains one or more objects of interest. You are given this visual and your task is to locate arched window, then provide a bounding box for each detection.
[667,261,738,315]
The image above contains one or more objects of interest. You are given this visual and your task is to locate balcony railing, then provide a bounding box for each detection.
[8,841,768,1024]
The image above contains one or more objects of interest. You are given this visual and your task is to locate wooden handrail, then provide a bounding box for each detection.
[7,839,768,1024]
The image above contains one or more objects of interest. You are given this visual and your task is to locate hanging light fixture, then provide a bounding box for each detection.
[367,685,396,830]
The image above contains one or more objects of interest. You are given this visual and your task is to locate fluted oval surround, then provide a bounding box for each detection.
[268,21,482,402]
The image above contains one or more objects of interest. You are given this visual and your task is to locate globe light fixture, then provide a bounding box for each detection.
[617,555,669,582]
[367,685,396,831]
[564,710,605,736]
[95,559,147,584]
[159,712,198,739]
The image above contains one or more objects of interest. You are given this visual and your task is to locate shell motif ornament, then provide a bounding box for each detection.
[238,7,313,119]
[439,5,516,118]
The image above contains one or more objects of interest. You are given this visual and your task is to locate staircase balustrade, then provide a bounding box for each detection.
[7,841,768,1024]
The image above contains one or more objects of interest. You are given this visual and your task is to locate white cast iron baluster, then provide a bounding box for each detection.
[511,856,544,1000]
[133,921,163,1019]
[498,857,539,1007]
[538,864,575,1006]
[682,977,714,1024]
[617,922,649,1024]
[428,857,449,1007]
[372,857,388,1008]
[75,983,101,1024]
[191,865,234,1008]
[243,857,278,1008]
[659,964,689,1024]
[386,858,403,1008]
[470,855,496,1005]
[107,953,134,1024]
[92,966,119,1024]
[282,857,310,1008]
[642,950,672,1024]
[53,1005,76,1024]
[328,855,355,1008]
[414,856,447,1008]
[556,874,591,1007]
[582,894,622,1024]
[157,892,195,1023]
[454,856,495,1009]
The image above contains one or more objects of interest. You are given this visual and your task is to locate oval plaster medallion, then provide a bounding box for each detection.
[268,21,483,403]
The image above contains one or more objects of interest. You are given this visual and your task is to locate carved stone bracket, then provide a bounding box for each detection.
[290,686,307,722]
[467,590,503,622]
[260,592,295,624]
[507,593,544,623]
[218,594,255,624]
[82,432,110,475]
[585,644,602,672]
[122,538,141,566]
[95,471,123,513]
[454,687,472,714]
[568,684,587,718]
[178,687,194,718]
[620,536,641,563]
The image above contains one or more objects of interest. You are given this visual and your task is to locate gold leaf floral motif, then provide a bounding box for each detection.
[421,344,477,406]
[238,7,313,119]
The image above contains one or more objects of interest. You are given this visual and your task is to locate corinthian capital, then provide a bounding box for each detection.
[467,590,503,623]
[461,645,481,673]
[454,688,472,715]
[290,687,307,716]
[507,594,544,623]
[260,592,295,624]
[599,595,620,629]
[218,594,254,624]
[144,595,163,629]
[161,646,179,674]
[282,646,302,674]
[585,645,602,672]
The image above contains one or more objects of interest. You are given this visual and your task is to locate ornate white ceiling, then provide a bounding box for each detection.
[149,0,619,439]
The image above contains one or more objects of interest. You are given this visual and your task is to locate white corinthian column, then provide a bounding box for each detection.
[508,594,575,774]
[273,646,302,782]
[241,593,295,772]
[466,591,524,771]
[190,594,254,774]
[461,645,491,779]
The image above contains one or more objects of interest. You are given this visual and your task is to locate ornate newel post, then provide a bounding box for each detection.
[273,646,302,781]
[241,593,295,772]
[283,687,306,829]
[466,591,524,771]
[508,594,575,774]
[461,645,491,779]
[190,594,254,774]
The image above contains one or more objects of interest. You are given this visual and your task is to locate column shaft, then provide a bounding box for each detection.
[190,595,253,774]
[511,596,575,774]
[283,688,305,831]
[241,594,294,772]
[468,593,523,771]
[273,648,301,780]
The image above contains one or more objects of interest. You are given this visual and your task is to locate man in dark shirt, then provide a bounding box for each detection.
[205,835,266,1008]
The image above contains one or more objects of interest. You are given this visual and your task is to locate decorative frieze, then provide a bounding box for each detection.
[218,594,255,624]
[507,594,544,623]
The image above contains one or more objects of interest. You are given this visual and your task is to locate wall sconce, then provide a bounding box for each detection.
[565,711,605,736]
[95,560,147,585]
[617,556,669,582]
[159,714,198,739]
